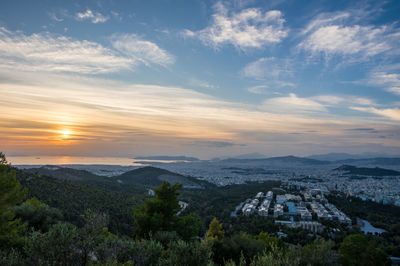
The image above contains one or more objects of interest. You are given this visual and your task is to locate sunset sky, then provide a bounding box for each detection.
[1,0,400,158]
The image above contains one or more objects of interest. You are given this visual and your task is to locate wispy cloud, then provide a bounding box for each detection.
[243,57,293,81]
[242,57,295,91]
[190,140,245,148]
[48,12,64,22]
[111,34,174,67]
[1,70,398,156]
[351,107,400,121]
[311,95,375,106]
[188,78,218,90]
[262,93,327,114]
[366,70,400,96]
[0,27,132,74]
[75,9,109,24]
[0,28,174,74]
[247,85,269,94]
[183,2,288,50]
[298,11,400,61]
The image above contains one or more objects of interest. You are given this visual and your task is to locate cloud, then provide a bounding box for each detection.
[300,25,390,57]
[0,28,174,74]
[262,93,327,114]
[299,11,400,61]
[111,34,175,67]
[0,27,132,74]
[247,85,269,94]
[48,12,64,22]
[242,57,295,90]
[111,11,122,21]
[1,70,399,156]
[191,140,244,148]
[311,95,375,106]
[366,71,400,96]
[75,9,109,24]
[188,78,217,90]
[351,107,400,121]
[184,2,288,50]
[348,128,376,131]
[301,11,350,35]
[243,57,291,79]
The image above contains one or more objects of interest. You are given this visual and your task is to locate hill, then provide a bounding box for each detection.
[115,166,207,189]
[15,168,142,236]
[334,165,400,176]
[23,165,146,194]
[24,165,105,182]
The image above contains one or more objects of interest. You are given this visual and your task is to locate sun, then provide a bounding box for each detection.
[60,130,71,138]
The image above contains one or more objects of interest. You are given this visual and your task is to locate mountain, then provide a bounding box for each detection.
[307,153,399,161]
[307,153,360,161]
[134,156,199,161]
[334,165,400,176]
[115,166,207,189]
[222,155,329,165]
[334,157,400,166]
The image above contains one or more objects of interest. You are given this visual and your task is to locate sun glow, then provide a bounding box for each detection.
[60,130,71,139]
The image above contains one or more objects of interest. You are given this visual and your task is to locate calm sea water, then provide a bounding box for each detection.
[7,156,147,166]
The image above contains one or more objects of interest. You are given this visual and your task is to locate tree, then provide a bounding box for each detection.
[256,232,286,251]
[363,246,392,266]
[13,197,63,232]
[206,217,224,241]
[133,181,200,240]
[0,153,27,248]
[25,222,81,265]
[159,240,213,266]
[300,238,337,266]
[0,152,8,166]
[339,233,392,266]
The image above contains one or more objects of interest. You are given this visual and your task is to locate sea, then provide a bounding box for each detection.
[7,156,177,166]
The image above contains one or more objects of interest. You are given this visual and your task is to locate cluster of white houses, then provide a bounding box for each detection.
[238,188,352,231]
[242,191,274,216]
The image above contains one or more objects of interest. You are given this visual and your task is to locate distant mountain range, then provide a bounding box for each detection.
[214,155,400,167]
[221,155,329,165]
[133,156,199,161]
[213,153,267,160]
[213,152,400,164]
[306,152,400,161]
[334,165,400,176]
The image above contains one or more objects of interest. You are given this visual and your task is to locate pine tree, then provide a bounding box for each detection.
[133,181,200,240]
[0,152,27,248]
[206,217,224,241]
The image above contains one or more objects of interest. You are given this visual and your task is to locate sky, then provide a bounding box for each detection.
[0,0,400,159]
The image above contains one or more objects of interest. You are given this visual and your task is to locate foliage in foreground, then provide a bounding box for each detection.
[0,152,394,265]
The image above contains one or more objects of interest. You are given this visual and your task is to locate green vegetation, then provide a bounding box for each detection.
[328,192,400,256]
[206,217,224,241]
[0,153,27,248]
[339,234,391,266]
[0,152,396,265]
[133,181,201,240]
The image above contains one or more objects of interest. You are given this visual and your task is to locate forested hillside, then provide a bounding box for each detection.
[0,153,396,265]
